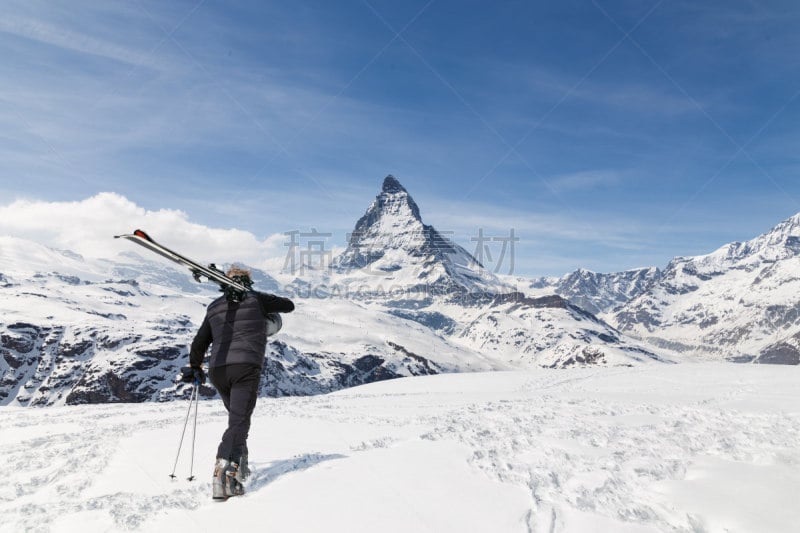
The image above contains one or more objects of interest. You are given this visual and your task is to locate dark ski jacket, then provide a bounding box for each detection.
[190,291,294,369]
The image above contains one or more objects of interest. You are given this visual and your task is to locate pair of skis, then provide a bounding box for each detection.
[114,229,249,293]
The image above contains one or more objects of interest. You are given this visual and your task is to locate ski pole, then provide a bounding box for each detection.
[187,378,201,481]
[169,384,197,479]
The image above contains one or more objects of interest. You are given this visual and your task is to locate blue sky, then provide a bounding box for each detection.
[1,0,799,276]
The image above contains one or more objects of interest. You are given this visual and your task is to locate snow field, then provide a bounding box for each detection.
[1,363,799,532]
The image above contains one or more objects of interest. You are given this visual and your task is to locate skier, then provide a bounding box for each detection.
[187,266,295,500]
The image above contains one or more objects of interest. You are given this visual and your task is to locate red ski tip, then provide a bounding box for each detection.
[133,229,153,241]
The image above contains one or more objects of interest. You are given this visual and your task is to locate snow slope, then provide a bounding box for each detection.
[2,364,798,533]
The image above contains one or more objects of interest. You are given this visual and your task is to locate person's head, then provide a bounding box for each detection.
[226,265,252,285]
[224,266,254,302]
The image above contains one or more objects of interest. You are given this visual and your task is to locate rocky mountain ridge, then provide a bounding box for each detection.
[611,213,800,363]
[528,267,663,316]
[516,213,800,364]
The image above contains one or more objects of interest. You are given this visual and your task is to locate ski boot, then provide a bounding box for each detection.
[236,453,251,483]
[212,458,245,501]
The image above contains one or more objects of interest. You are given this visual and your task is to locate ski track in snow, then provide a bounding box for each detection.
[425,388,798,531]
[1,365,799,533]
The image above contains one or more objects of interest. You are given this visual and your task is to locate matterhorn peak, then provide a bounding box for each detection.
[343,176,424,248]
[382,174,406,194]
[367,174,422,223]
[331,175,510,296]
[331,176,432,272]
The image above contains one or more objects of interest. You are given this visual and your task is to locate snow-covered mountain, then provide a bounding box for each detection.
[612,213,800,363]
[514,214,800,366]
[525,267,662,315]
[0,177,666,406]
[5,174,800,410]
[330,175,511,297]
[0,235,502,406]
[323,176,663,367]
[6,174,800,409]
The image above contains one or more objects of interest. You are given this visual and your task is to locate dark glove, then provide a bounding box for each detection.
[180,366,206,385]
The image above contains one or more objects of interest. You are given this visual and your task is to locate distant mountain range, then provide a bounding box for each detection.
[527,267,662,316]
[611,214,800,364]
[1,176,798,406]
[523,213,800,364]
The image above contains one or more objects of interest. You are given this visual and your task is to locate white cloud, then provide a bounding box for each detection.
[0,193,288,269]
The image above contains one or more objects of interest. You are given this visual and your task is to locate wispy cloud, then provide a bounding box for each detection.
[0,4,168,70]
[0,2,476,203]
[423,198,652,250]
[548,170,623,192]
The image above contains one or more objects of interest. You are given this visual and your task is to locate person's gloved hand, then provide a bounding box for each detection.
[180,366,206,385]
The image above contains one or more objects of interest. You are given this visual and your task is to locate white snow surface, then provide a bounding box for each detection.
[2,363,799,533]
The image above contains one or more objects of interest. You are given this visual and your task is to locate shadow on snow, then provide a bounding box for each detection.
[247,453,347,492]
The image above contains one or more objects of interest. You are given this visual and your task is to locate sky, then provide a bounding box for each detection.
[1,0,799,277]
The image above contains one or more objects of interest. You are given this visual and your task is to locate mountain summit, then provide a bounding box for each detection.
[336,175,425,264]
[714,212,800,264]
[332,175,509,296]
[380,174,410,195]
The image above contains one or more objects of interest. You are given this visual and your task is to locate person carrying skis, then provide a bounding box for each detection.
[187,266,295,500]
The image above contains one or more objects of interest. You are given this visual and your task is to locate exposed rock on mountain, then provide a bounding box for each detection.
[529,267,662,315]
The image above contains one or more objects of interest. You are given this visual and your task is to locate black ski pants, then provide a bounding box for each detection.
[209,363,262,463]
